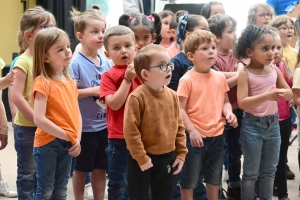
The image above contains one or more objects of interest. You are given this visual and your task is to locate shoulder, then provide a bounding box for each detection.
[99,54,111,69]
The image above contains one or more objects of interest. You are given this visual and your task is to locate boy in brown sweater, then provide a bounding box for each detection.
[123,44,188,200]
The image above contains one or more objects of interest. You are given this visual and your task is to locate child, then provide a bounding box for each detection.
[158,10,174,48]
[100,25,142,199]
[270,28,293,200]
[70,8,111,200]
[208,13,245,200]
[235,25,292,200]
[32,27,81,199]
[10,6,55,199]
[200,1,225,19]
[123,44,188,200]
[247,3,274,26]
[169,12,210,91]
[119,12,161,50]
[269,15,297,73]
[178,29,237,200]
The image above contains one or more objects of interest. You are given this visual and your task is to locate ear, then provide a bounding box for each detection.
[75,32,83,42]
[246,48,252,58]
[152,33,157,43]
[216,36,221,43]
[104,51,110,59]
[186,52,195,62]
[141,69,150,81]
[44,54,50,63]
[185,31,191,38]
[24,30,33,41]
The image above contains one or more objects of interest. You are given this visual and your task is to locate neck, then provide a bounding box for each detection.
[81,46,98,58]
[217,47,230,55]
[143,82,163,92]
[51,67,66,81]
[160,38,172,47]
[282,42,289,47]
[24,46,34,56]
[192,67,211,74]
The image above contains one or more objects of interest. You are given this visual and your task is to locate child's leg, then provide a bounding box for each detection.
[14,125,36,200]
[72,171,85,199]
[106,139,130,200]
[150,151,176,200]
[240,113,264,200]
[258,116,280,199]
[127,154,151,200]
[206,184,219,200]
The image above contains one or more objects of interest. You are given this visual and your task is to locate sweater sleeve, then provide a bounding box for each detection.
[124,94,150,166]
[174,94,187,161]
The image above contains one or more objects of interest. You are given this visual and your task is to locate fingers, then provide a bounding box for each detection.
[0,134,8,150]
[173,161,183,175]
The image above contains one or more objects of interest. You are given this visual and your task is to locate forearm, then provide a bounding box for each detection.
[12,95,34,123]
[77,113,82,142]
[222,101,233,116]
[78,88,94,99]
[238,93,268,110]
[180,108,196,133]
[222,71,239,79]
[0,78,9,90]
[227,75,239,88]
[34,116,70,141]
[8,88,17,120]
[107,80,132,110]
[0,99,8,135]
[282,88,293,101]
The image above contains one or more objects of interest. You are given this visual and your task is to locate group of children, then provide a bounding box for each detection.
[1,1,300,200]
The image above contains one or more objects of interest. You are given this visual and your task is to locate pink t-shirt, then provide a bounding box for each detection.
[245,65,278,117]
[166,42,180,59]
[177,69,229,137]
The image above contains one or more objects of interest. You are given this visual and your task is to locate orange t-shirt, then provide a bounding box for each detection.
[32,76,80,147]
[177,69,229,137]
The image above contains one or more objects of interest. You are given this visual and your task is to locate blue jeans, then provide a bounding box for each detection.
[240,112,280,200]
[33,138,72,200]
[106,139,130,200]
[223,109,243,188]
[14,125,37,200]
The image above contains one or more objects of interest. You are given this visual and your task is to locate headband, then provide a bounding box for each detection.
[177,14,189,49]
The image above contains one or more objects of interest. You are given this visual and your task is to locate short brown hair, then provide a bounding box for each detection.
[184,29,217,54]
[134,44,167,82]
[269,15,294,28]
[247,3,275,25]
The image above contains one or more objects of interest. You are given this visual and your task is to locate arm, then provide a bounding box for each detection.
[8,87,17,126]
[275,67,293,101]
[78,86,100,99]
[223,93,237,128]
[0,91,8,150]
[68,111,82,157]
[122,0,141,13]
[293,89,300,106]
[11,68,34,123]
[33,92,70,141]
[0,70,15,90]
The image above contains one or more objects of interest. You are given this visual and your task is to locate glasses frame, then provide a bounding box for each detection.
[256,13,272,18]
[278,26,295,32]
[147,61,174,72]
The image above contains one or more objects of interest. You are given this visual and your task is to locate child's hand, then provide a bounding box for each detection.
[189,129,206,148]
[172,158,184,175]
[226,112,238,128]
[69,140,81,157]
[90,86,100,97]
[0,134,7,150]
[124,64,136,81]
[289,99,294,108]
[140,158,153,171]
[266,86,285,101]
[3,70,16,87]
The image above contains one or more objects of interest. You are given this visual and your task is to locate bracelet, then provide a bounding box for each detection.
[122,75,132,83]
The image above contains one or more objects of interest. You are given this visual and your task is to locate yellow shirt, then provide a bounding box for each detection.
[283,45,298,73]
[13,54,35,127]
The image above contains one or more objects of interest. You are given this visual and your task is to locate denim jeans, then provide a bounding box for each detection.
[33,138,72,200]
[223,109,243,188]
[106,139,130,200]
[14,125,37,200]
[240,112,280,200]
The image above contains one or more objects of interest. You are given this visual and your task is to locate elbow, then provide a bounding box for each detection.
[237,101,247,110]
[107,102,122,111]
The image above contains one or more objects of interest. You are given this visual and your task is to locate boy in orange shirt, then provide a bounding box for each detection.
[177,29,237,200]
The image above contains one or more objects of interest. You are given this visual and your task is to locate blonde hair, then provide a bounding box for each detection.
[70,7,106,35]
[184,29,217,54]
[269,15,295,28]
[18,6,55,54]
[134,44,167,82]
[33,27,71,82]
[247,3,275,25]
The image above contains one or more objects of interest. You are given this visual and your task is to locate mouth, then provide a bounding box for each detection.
[165,74,171,79]
[122,56,128,60]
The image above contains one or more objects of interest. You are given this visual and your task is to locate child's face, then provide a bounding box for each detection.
[273,35,282,64]
[217,21,237,52]
[247,34,275,66]
[161,15,173,40]
[188,41,217,73]
[45,35,72,69]
[144,51,172,89]
[254,6,272,26]
[278,20,294,45]
[105,34,136,65]
[28,21,55,45]
[133,26,156,50]
[210,4,225,17]
[80,19,106,50]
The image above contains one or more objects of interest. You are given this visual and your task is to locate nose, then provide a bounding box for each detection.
[138,40,144,48]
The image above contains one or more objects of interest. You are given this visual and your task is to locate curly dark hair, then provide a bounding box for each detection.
[234,25,274,59]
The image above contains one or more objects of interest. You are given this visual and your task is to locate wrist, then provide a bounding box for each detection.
[122,75,132,83]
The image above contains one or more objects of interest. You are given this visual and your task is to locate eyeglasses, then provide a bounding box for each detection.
[147,62,174,72]
[38,24,56,29]
[278,26,294,32]
[200,27,210,31]
[256,13,272,18]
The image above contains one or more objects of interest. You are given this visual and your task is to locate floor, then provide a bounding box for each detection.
[0,123,299,200]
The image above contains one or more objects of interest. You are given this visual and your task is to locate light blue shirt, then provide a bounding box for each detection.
[70,53,111,132]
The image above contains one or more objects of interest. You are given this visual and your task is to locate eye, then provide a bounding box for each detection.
[202,47,208,50]
[113,46,119,50]
[126,44,132,48]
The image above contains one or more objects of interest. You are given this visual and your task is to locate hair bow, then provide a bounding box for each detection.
[177,14,189,49]
[129,16,136,23]
[147,15,154,21]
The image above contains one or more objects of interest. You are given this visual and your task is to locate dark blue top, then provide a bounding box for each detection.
[168,52,214,91]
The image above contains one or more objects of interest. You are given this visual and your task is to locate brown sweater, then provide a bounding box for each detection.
[124,84,187,166]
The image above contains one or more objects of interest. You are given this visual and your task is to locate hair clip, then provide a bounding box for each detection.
[129,16,136,23]
[147,15,154,22]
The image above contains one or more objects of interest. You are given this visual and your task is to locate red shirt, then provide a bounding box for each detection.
[100,65,142,139]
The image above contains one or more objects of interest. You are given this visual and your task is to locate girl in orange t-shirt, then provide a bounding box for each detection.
[32,27,82,199]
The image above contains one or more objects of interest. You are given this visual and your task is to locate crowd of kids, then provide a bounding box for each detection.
[1,1,300,200]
